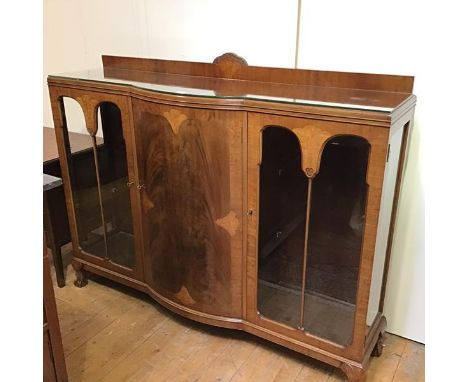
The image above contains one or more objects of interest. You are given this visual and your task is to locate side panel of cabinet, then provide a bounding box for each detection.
[132,99,243,318]
[49,86,144,281]
[246,113,388,361]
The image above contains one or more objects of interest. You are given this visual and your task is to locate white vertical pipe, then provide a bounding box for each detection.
[294,0,302,69]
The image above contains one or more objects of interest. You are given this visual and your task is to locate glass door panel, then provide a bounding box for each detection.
[257,126,308,328]
[62,97,106,259]
[94,102,135,269]
[303,136,370,345]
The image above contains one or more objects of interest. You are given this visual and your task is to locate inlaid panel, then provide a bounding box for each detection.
[133,100,243,318]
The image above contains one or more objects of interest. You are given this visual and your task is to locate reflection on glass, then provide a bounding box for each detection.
[62,97,106,259]
[303,136,369,345]
[61,98,135,269]
[257,126,308,328]
[256,129,370,344]
[95,103,135,268]
[51,69,403,113]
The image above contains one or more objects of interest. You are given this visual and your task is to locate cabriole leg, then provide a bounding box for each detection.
[72,260,88,288]
[371,332,385,357]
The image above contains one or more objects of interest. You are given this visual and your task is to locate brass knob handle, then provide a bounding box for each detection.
[137,184,146,190]
[126,181,135,187]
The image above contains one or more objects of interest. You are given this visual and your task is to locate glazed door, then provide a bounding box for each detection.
[246,113,388,360]
[50,88,144,280]
[132,100,244,319]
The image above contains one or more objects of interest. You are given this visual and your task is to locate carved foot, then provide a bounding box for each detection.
[72,260,88,288]
[371,333,384,357]
[340,362,365,382]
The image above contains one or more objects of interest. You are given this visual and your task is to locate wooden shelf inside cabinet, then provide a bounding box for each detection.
[47,53,416,382]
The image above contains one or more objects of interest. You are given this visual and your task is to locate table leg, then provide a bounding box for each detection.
[43,194,66,288]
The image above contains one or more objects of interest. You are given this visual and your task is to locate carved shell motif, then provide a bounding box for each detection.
[213,52,248,78]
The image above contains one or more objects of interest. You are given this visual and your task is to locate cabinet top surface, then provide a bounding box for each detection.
[48,54,416,114]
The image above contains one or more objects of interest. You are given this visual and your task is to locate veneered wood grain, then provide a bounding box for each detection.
[48,74,411,128]
[132,99,243,318]
[102,54,414,93]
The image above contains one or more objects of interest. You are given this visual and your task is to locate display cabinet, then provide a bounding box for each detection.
[48,53,416,381]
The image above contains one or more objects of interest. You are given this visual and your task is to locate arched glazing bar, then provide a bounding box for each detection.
[257,127,370,346]
[94,102,135,268]
[257,126,308,329]
[303,135,370,345]
[60,98,135,269]
[60,97,107,260]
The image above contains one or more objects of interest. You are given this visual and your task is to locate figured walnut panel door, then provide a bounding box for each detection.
[246,113,388,361]
[132,100,243,319]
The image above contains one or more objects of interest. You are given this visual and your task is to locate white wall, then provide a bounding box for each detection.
[297,0,424,343]
[43,0,298,128]
[44,0,424,343]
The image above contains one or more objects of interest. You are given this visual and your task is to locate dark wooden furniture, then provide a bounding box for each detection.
[48,53,416,381]
[43,174,67,287]
[43,127,104,287]
[44,234,68,382]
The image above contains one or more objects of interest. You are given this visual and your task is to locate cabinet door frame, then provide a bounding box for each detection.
[130,99,244,318]
[49,86,144,281]
[246,112,389,361]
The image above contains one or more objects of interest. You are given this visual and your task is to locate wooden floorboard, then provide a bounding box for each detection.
[50,258,424,382]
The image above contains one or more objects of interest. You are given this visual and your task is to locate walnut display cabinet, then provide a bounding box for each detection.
[48,53,416,381]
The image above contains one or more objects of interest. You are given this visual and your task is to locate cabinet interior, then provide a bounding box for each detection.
[61,98,135,269]
[257,127,369,345]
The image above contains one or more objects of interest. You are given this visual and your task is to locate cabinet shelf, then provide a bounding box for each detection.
[258,280,355,345]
